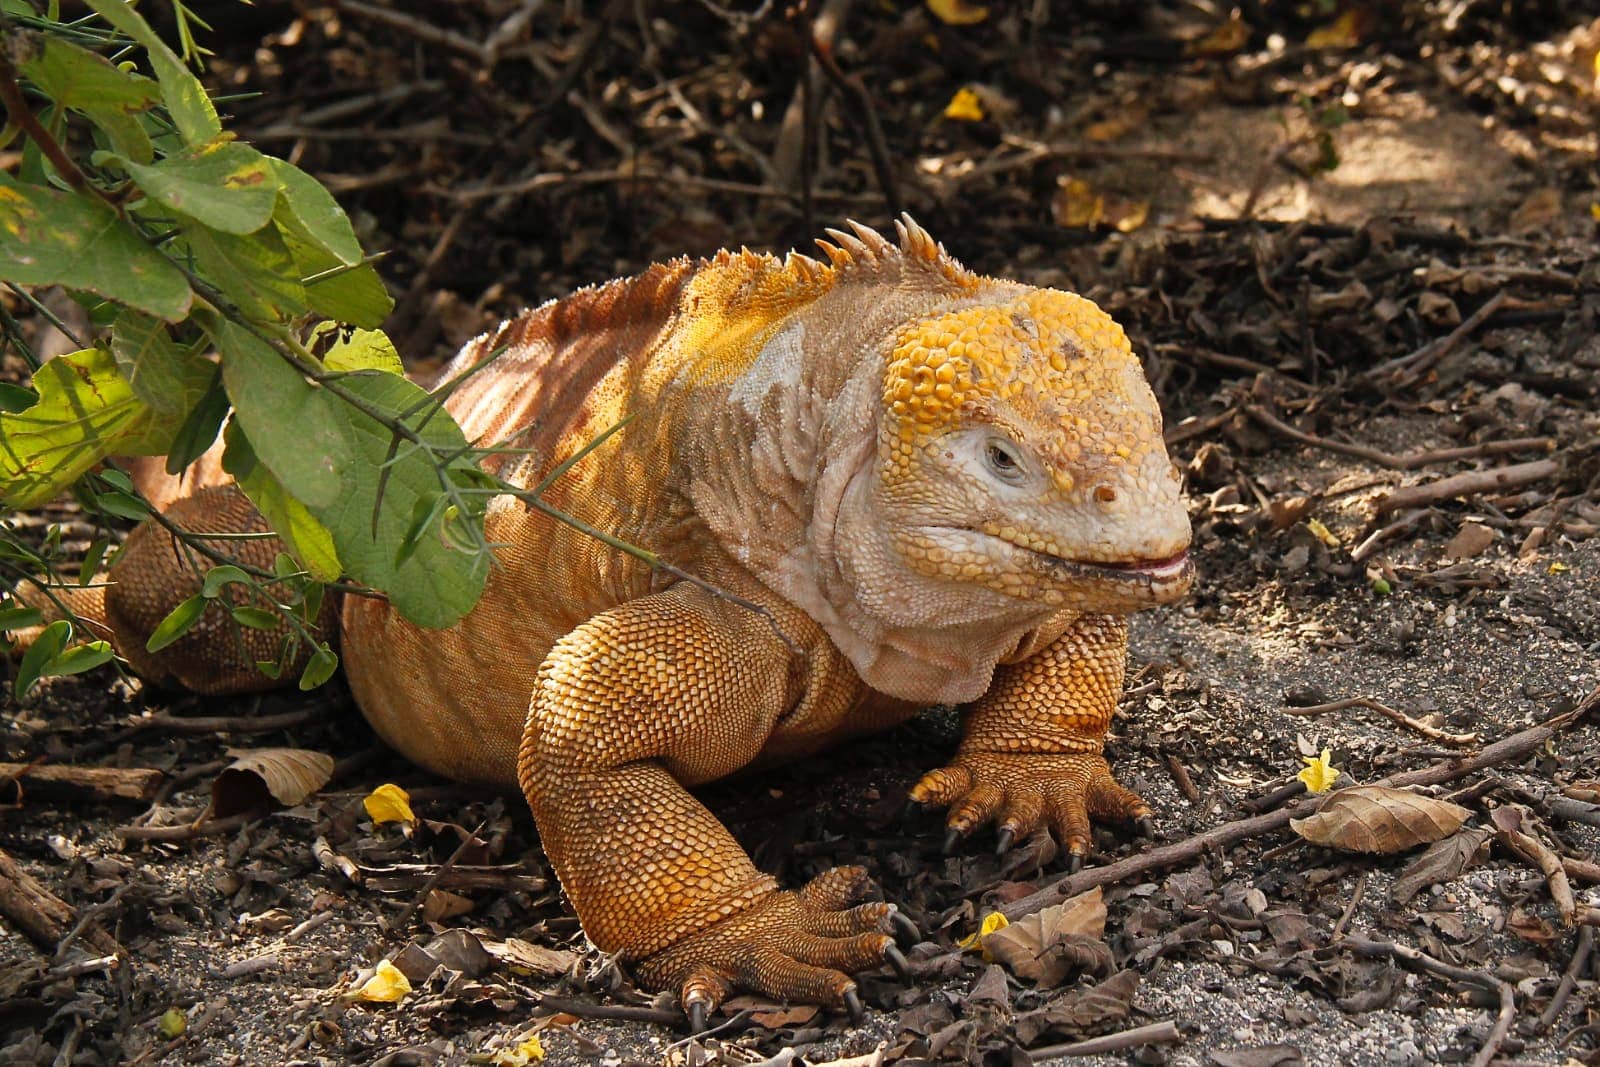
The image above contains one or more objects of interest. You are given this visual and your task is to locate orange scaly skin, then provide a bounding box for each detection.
[76,217,1193,1019]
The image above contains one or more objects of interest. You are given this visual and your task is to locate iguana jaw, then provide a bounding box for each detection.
[903,526,1193,611]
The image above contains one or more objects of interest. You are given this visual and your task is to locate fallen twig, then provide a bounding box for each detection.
[1281,697,1478,746]
[1028,1019,1183,1060]
[1375,458,1563,517]
[1535,926,1594,1033]
[0,761,164,804]
[1376,290,1510,388]
[116,812,255,842]
[1245,404,1552,471]
[999,690,1597,921]
[0,847,118,954]
[1340,934,1514,1067]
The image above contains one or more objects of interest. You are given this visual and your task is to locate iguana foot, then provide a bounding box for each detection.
[911,752,1150,862]
[633,866,902,1026]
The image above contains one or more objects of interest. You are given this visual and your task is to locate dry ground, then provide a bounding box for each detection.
[3,2,1599,1065]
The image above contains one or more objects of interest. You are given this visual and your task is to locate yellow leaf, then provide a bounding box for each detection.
[943,88,985,122]
[364,783,416,825]
[157,1008,186,1039]
[1548,561,1569,575]
[956,910,1010,959]
[1297,748,1341,794]
[1307,11,1363,49]
[1589,201,1600,221]
[927,0,988,26]
[491,1035,546,1066]
[1054,178,1104,229]
[1306,518,1341,548]
[357,959,412,1003]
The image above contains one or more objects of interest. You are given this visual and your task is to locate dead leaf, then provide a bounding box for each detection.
[1013,969,1137,1046]
[483,938,578,979]
[211,748,334,817]
[1290,786,1471,853]
[1307,10,1366,49]
[1391,828,1493,904]
[1510,188,1563,234]
[926,0,987,26]
[1506,906,1558,946]
[1190,13,1250,55]
[983,888,1109,986]
[422,889,475,923]
[749,1004,819,1028]
[1443,522,1497,560]
[424,929,493,977]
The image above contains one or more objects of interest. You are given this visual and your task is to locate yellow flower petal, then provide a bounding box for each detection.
[943,87,984,122]
[957,910,1009,958]
[491,1035,546,1066]
[1306,518,1341,549]
[927,0,988,26]
[363,783,416,825]
[1297,748,1341,794]
[357,959,412,1003]
[1548,561,1569,575]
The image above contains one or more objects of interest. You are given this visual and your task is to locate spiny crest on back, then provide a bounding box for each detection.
[881,288,1163,497]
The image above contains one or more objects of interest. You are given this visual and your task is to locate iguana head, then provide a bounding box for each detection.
[875,287,1191,614]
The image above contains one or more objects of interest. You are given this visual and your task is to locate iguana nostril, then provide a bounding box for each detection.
[1094,485,1118,503]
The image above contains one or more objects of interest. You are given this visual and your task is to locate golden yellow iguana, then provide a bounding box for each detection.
[35,217,1193,1025]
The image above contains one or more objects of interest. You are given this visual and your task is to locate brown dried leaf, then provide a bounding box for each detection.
[1013,969,1138,1046]
[1391,828,1493,904]
[423,929,493,977]
[984,888,1107,985]
[421,889,474,923]
[483,938,578,978]
[1289,786,1471,853]
[1443,522,1497,560]
[211,747,334,816]
[748,1004,819,1028]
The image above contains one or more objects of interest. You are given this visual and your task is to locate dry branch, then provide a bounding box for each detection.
[1000,689,1597,922]
[0,761,164,803]
[0,847,118,955]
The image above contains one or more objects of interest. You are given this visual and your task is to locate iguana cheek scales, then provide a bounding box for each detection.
[69,215,1191,1019]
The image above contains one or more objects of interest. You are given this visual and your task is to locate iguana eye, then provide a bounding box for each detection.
[984,438,1027,484]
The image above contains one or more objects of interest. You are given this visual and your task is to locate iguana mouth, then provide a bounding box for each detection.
[967,529,1192,587]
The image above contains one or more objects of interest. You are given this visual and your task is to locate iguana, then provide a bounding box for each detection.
[32,217,1193,1024]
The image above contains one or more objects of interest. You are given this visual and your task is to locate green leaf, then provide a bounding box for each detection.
[200,564,251,598]
[313,371,488,628]
[179,219,306,322]
[78,536,111,585]
[109,142,278,235]
[15,618,70,699]
[298,642,338,690]
[90,489,149,520]
[18,34,160,163]
[145,593,206,652]
[45,639,115,676]
[267,158,364,265]
[110,310,213,414]
[221,421,343,582]
[0,605,45,632]
[230,606,279,629]
[314,324,403,375]
[0,174,193,321]
[272,185,390,326]
[164,367,229,474]
[84,0,221,146]
[0,347,191,508]
[298,259,393,329]
[211,321,348,508]
[0,383,38,413]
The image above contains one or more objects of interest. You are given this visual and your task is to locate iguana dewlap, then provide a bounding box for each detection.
[87,217,1192,1018]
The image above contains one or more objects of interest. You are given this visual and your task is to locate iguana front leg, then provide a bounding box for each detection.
[518,581,901,1022]
[910,613,1149,866]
